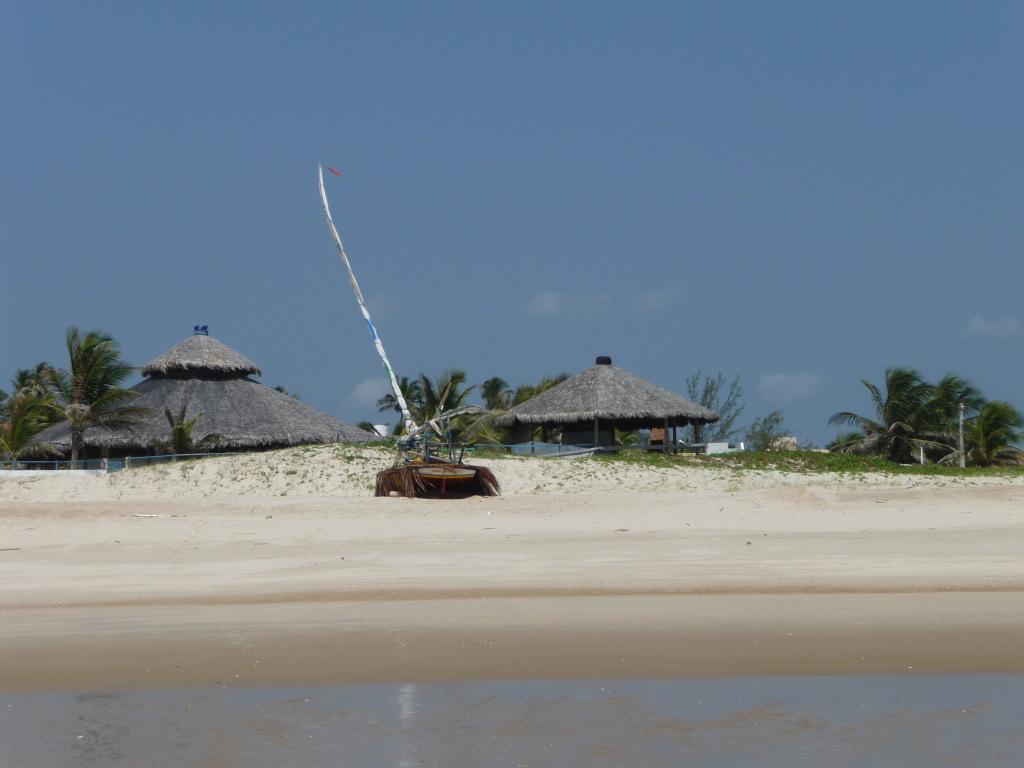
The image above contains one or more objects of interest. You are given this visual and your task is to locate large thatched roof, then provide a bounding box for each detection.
[494,356,719,429]
[35,331,374,452]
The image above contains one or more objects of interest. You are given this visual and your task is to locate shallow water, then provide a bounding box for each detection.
[2,675,1023,767]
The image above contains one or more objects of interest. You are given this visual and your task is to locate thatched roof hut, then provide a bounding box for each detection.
[141,332,261,378]
[36,329,374,455]
[494,356,718,446]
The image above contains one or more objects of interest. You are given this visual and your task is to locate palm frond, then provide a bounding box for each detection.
[828,411,880,433]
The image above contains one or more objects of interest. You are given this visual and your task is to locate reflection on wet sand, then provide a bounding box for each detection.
[3,676,1022,767]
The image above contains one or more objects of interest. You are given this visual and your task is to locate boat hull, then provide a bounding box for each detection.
[375,463,500,498]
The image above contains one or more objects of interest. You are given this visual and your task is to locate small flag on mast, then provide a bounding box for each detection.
[327,166,343,176]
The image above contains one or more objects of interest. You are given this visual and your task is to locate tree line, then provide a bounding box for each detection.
[829,368,1022,467]
[368,366,1021,466]
[2,327,237,462]
[369,371,572,443]
[4,331,1021,467]
[369,368,783,449]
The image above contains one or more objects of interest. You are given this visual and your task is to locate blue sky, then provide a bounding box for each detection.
[2,2,1021,444]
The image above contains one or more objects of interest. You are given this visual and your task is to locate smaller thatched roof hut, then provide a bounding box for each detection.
[494,356,718,447]
[35,329,375,455]
[141,331,262,378]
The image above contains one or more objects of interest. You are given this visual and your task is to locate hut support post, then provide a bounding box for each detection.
[663,418,669,454]
[593,416,598,449]
[672,425,677,454]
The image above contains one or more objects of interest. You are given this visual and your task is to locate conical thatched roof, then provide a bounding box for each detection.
[494,356,719,429]
[35,330,375,453]
[142,333,261,377]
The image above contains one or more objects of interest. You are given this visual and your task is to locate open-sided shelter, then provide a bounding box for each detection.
[493,356,719,448]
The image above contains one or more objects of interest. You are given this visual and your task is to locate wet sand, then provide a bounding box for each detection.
[4,593,1024,692]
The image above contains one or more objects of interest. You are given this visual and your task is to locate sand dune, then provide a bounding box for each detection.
[3,443,1020,502]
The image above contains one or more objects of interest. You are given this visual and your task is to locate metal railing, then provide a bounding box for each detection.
[464,442,599,457]
[1,441,680,474]
[0,453,235,472]
[0,458,125,472]
[123,452,235,469]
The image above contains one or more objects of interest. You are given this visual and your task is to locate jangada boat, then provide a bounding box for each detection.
[318,165,500,499]
[376,458,500,499]
[374,416,500,499]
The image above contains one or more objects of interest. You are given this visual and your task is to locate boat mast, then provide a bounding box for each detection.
[317,164,418,439]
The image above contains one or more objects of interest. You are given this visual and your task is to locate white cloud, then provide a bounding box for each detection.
[526,290,566,317]
[966,314,1020,338]
[525,290,609,317]
[758,372,821,402]
[348,377,389,408]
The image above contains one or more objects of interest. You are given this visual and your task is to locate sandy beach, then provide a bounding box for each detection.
[3,445,1024,691]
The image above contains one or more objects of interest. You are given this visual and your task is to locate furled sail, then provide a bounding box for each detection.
[317,164,417,439]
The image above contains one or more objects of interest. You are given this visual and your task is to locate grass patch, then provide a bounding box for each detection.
[588,450,1024,476]
[588,451,682,469]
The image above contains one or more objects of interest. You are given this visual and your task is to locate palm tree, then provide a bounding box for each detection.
[2,363,54,425]
[927,374,984,422]
[376,376,423,436]
[827,431,865,452]
[918,374,983,446]
[963,401,1023,467]
[481,377,512,411]
[45,327,146,465]
[417,369,476,423]
[12,363,53,400]
[0,391,60,462]
[909,374,984,462]
[512,373,569,407]
[162,406,220,454]
[829,368,940,462]
[395,369,476,445]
